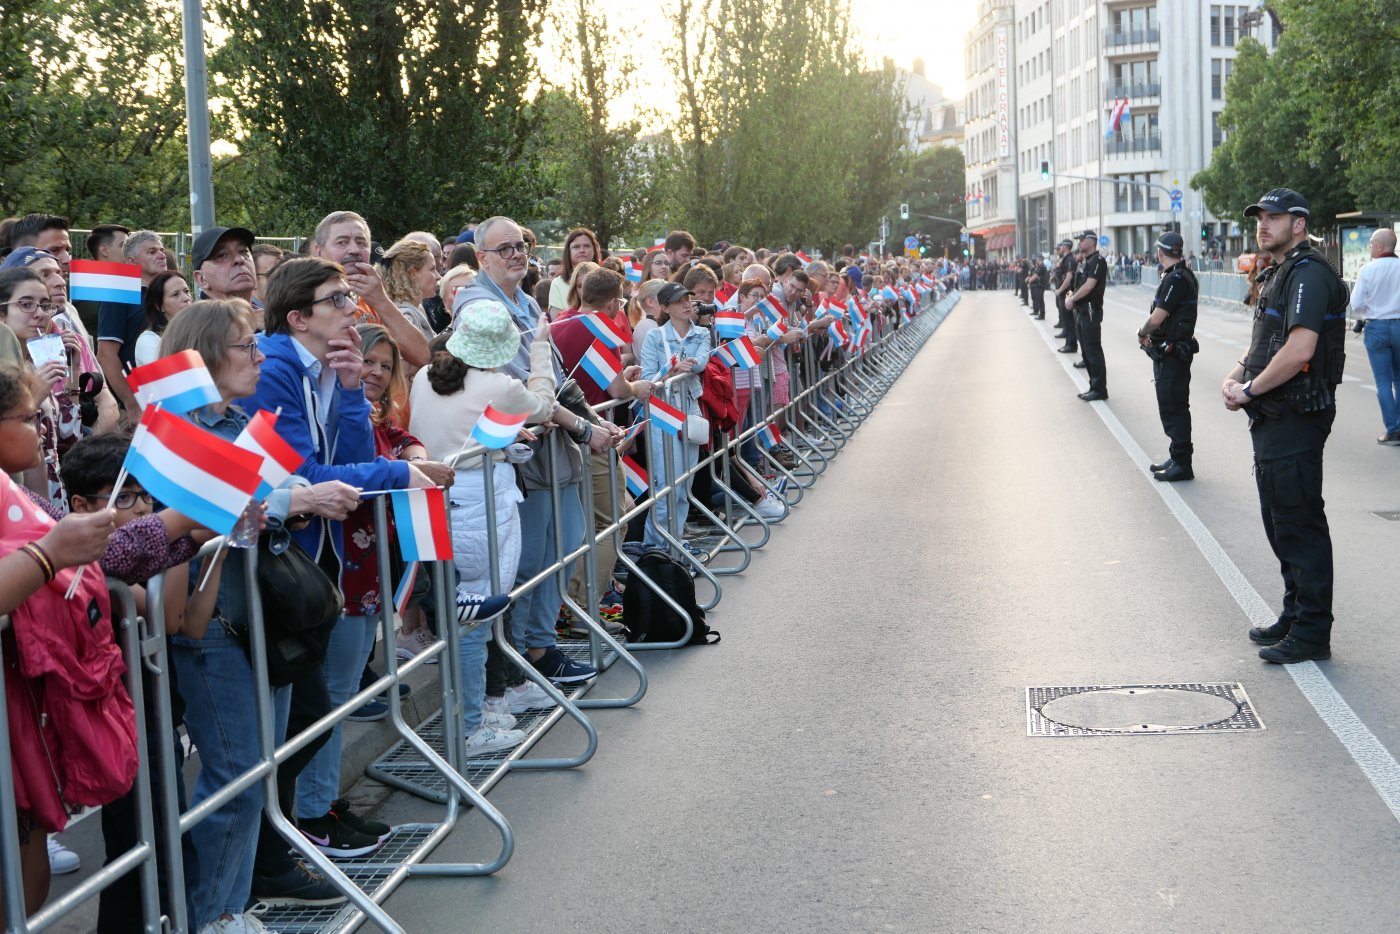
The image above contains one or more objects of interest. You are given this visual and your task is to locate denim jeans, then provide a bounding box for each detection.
[644,428,698,550]
[171,626,290,926]
[1364,317,1400,433]
[295,615,377,819]
[512,482,585,652]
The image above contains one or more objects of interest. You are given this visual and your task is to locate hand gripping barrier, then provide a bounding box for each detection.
[0,285,958,933]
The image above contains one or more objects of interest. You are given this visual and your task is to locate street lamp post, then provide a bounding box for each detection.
[181,0,216,233]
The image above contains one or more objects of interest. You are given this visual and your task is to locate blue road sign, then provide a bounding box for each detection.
[1170,201,1183,213]
[1099,235,1111,248]
[1170,188,1184,202]
[904,236,918,249]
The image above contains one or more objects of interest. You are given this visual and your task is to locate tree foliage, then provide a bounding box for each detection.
[895,146,967,240]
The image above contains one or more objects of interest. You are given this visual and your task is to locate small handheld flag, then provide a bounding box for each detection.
[755,295,785,325]
[622,456,648,498]
[714,308,745,339]
[618,419,645,445]
[765,320,788,342]
[470,405,530,449]
[580,313,629,350]
[389,488,453,562]
[625,263,643,283]
[393,564,419,617]
[69,260,142,305]
[127,350,222,414]
[730,336,762,369]
[715,342,738,367]
[828,320,849,344]
[233,410,303,501]
[795,250,811,263]
[647,396,686,436]
[757,423,782,449]
[124,407,264,536]
[578,340,623,392]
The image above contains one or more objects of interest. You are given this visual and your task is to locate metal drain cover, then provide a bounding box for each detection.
[1026,682,1264,736]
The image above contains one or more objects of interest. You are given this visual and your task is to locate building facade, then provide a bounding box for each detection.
[963,0,1018,258]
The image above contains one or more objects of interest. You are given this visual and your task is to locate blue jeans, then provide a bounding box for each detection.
[1364,318,1400,433]
[512,482,585,652]
[295,615,377,819]
[644,428,698,550]
[172,626,290,926]
[459,624,491,734]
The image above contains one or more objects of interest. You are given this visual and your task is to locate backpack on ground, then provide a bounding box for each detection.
[623,549,720,645]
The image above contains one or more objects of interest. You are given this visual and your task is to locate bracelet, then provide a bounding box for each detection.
[20,543,55,583]
[1242,380,1256,399]
[580,421,593,445]
[407,455,426,462]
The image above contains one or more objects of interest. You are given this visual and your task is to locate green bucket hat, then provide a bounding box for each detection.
[446,299,520,369]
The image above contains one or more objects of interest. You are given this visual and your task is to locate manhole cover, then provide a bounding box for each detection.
[1026,682,1264,736]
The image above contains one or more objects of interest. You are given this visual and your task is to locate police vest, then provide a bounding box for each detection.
[1243,245,1348,412]
[1149,264,1198,341]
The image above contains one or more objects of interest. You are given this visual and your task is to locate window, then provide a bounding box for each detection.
[1212,112,1224,148]
[1210,5,1220,45]
[1211,58,1233,99]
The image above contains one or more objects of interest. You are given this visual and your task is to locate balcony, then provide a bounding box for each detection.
[1104,80,1161,102]
[1104,26,1160,49]
[1105,131,1162,155]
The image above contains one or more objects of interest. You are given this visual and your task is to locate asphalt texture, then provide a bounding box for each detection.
[369,286,1400,933]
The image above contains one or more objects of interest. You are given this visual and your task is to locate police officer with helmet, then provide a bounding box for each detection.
[1221,188,1348,664]
[1138,231,1199,481]
[1066,231,1109,401]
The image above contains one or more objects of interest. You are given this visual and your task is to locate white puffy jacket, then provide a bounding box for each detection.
[449,462,523,595]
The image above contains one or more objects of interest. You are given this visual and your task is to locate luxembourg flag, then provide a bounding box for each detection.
[389,488,453,562]
[127,350,222,414]
[795,250,811,263]
[757,423,782,449]
[470,404,529,449]
[69,259,143,305]
[827,298,849,321]
[714,308,745,339]
[233,410,303,501]
[1106,97,1131,138]
[393,564,419,618]
[578,340,622,392]
[647,395,686,436]
[880,286,898,303]
[755,295,785,326]
[622,456,648,498]
[730,335,762,370]
[124,406,264,536]
[715,341,739,367]
[625,263,643,283]
[828,320,850,344]
[618,419,645,445]
[580,313,629,350]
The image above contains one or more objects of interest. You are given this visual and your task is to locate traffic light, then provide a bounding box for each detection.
[962,248,970,257]
[1040,161,1051,181]
[900,203,909,220]
[1200,224,1209,240]
[918,233,931,257]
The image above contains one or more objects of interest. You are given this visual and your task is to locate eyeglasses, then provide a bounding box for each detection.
[228,340,260,360]
[0,409,42,428]
[479,242,531,259]
[90,490,154,509]
[309,290,358,310]
[1,299,56,316]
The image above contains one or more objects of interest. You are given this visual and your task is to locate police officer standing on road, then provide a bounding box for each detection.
[1221,188,1348,664]
[1066,231,1109,401]
[1138,232,1199,481]
[1052,239,1077,352]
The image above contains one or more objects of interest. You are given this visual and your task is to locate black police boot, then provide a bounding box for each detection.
[1079,390,1108,401]
[1054,331,1067,339]
[1073,360,1087,369]
[1258,636,1331,664]
[1153,462,1193,482]
[1248,617,1292,646]
[1149,457,1174,472]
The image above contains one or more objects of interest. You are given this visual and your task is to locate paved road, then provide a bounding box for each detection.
[373,287,1400,933]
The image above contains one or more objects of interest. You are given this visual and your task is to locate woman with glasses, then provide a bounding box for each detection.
[641,249,673,283]
[134,271,193,368]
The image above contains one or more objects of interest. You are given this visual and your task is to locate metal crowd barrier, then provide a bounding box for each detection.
[0,284,960,933]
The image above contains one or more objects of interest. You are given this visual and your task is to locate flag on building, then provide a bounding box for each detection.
[68,260,142,305]
[1106,97,1131,138]
[123,406,264,536]
[622,456,648,498]
[389,488,453,562]
[578,340,622,392]
[126,349,222,414]
[579,313,629,350]
[647,396,686,436]
[714,308,745,339]
[233,410,303,501]
[470,404,529,449]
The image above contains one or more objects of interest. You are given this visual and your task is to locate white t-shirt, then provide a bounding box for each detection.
[134,330,162,368]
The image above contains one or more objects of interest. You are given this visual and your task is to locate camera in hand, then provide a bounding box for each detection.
[693,301,717,316]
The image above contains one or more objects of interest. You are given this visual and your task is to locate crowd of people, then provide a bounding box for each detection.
[0,209,952,933]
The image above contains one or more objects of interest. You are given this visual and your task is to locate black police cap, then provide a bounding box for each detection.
[1155,232,1185,256]
[1244,188,1310,218]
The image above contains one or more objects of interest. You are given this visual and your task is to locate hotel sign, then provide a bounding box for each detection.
[995,26,1010,158]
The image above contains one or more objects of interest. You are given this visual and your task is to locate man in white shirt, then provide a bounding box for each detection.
[1350,228,1400,444]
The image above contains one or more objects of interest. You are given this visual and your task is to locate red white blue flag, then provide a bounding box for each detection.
[69,259,142,305]
[389,488,453,562]
[795,250,811,263]
[828,320,849,344]
[765,320,788,342]
[124,406,264,536]
[715,341,738,367]
[755,295,785,325]
[233,410,303,501]
[579,313,629,350]
[647,396,686,436]
[622,455,648,498]
[714,308,745,339]
[730,336,762,370]
[625,263,643,283]
[393,564,418,617]
[470,404,529,449]
[127,350,222,414]
[757,423,782,449]
[578,340,622,392]
[1107,97,1131,137]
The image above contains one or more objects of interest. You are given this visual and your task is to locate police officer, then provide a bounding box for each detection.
[1221,188,1348,663]
[1027,255,1046,319]
[1052,239,1077,351]
[1066,231,1109,400]
[1138,232,1199,481]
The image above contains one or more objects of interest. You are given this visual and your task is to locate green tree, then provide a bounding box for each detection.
[895,145,966,241]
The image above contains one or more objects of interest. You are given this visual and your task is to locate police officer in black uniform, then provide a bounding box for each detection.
[1052,239,1077,351]
[1221,188,1348,663]
[1138,232,1199,481]
[1066,231,1109,400]
[1027,256,1046,318]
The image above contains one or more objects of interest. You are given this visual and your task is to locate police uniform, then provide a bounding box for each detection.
[1072,233,1109,399]
[1238,188,1348,660]
[1143,234,1198,479]
[1052,241,1076,350]
[1028,257,1046,319]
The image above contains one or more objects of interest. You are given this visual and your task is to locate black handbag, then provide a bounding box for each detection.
[249,530,343,685]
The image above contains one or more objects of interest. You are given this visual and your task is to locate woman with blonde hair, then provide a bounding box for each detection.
[564,260,600,311]
[376,238,439,342]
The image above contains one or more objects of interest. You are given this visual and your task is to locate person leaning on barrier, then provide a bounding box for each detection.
[1052,239,1077,350]
[1066,231,1110,401]
[1138,232,1199,482]
[1348,227,1400,445]
[1221,188,1348,664]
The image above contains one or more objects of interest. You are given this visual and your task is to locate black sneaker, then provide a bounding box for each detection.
[1153,462,1193,482]
[331,799,391,842]
[1259,636,1330,664]
[1149,457,1174,473]
[530,646,597,683]
[251,863,348,906]
[297,812,383,859]
[1248,618,1292,646]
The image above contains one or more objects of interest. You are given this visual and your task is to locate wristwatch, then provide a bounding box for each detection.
[1242,380,1256,399]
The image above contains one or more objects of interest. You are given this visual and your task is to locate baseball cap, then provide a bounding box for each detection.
[657,283,694,305]
[0,247,55,271]
[1155,232,1185,256]
[1078,230,1098,241]
[1058,239,1073,249]
[1243,188,1309,218]
[191,226,255,270]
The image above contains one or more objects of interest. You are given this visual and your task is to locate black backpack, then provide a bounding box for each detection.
[623,550,720,645]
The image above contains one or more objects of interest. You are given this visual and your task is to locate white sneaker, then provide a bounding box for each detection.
[464,725,525,758]
[198,915,255,934]
[47,835,79,874]
[242,913,271,933]
[754,492,785,520]
[506,680,558,714]
[481,695,517,730]
[395,628,439,665]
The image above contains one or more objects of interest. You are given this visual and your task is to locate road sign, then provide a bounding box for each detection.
[904,235,919,250]
[959,233,970,243]
[1170,201,1183,213]
[1098,235,1110,248]
[1169,188,1183,202]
